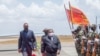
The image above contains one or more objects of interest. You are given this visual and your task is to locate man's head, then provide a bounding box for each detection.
[84,25,89,33]
[43,28,48,35]
[77,25,82,31]
[48,29,54,37]
[90,24,96,31]
[23,23,28,30]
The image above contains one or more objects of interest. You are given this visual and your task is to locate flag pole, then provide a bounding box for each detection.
[96,16,98,33]
[64,4,72,30]
[69,1,74,29]
[64,4,75,39]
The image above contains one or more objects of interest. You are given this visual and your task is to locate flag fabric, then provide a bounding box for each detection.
[65,6,89,25]
[71,6,89,25]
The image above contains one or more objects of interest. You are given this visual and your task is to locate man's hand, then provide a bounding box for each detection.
[18,49,22,53]
[57,50,60,55]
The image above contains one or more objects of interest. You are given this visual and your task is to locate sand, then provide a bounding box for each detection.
[0,35,74,44]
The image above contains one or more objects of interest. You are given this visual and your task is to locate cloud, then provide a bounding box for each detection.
[0,0,18,7]
[1,0,99,36]
[86,0,100,10]
[0,0,70,36]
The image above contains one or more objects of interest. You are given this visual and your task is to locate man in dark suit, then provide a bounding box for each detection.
[41,29,61,56]
[18,23,37,56]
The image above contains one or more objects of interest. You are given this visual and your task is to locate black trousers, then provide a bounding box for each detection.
[45,52,57,56]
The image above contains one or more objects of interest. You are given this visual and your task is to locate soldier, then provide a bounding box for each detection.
[92,34,99,56]
[81,25,89,56]
[73,25,83,56]
[86,24,97,56]
[98,25,100,56]
[95,25,100,56]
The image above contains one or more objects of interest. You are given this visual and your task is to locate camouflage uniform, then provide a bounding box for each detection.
[87,24,97,56]
[87,32,96,56]
[81,26,89,56]
[97,33,100,56]
[75,32,82,56]
[81,35,88,56]
[98,25,100,56]
[74,26,83,56]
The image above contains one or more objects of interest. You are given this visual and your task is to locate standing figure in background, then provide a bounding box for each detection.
[18,23,37,56]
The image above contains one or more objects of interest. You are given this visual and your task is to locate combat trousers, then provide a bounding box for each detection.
[97,47,100,56]
[75,42,82,56]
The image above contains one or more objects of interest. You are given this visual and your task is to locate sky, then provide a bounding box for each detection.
[0,0,100,36]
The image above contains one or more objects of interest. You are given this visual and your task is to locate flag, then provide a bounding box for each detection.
[65,5,89,25]
[71,6,89,25]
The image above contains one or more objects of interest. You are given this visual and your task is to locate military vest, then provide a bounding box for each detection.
[75,30,83,44]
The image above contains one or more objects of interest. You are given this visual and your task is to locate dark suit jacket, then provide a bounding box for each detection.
[41,35,47,53]
[18,30,36,52]
[41,35,61,53]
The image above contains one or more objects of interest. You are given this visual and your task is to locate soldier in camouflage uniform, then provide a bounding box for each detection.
[72,25,83,56]
[96,25,100,56]
[81,25,89,56]
[86,24,97,56]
